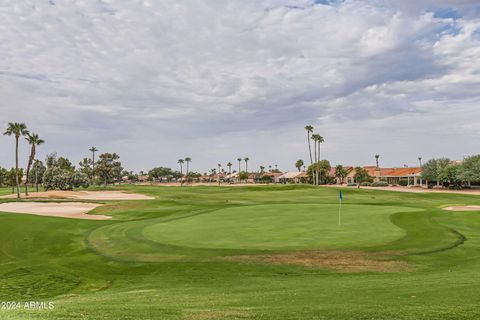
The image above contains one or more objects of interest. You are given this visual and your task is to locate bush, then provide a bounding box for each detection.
[73,172,90,188]
[371,181,389,187]
[347,183,357,187]
[361,182,372,186]
[43,167,74,191]
[398,180,409,187]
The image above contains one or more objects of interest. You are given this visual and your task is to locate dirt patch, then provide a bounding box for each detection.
[185,310,249,320]
[227,250,411,273]
[443,205,480,211]
[0,190,154,200]
[0,202,110,220]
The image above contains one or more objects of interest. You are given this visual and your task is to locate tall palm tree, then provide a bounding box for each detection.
[217,163,222,185]
[311,134,320,185]
[25,133,44,195]
[185,157,191,184]
[375,154,380,168]
[304,125,314,165]
[295,159,304,172]
[237,158,242,173]
[178,159,184,185]
[317,135,324,184]
[227,162,232,175]
[244,157,249,173]
[269,165,272,172]
[4,122,29,199]
[260,166,265,173]
[89,146,98,172]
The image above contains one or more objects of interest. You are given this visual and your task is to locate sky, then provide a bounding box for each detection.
[0,0,479,173]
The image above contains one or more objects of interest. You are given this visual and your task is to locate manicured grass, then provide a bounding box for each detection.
[143,204,418,250]
[0,185,479,319]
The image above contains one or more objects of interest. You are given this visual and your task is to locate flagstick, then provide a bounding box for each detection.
[338,198,342,226]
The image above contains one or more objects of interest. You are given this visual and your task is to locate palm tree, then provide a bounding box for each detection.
[311,134,320,185]
[227,162,232,175]
[25,133,44,195]
[244,157,249,173]
[4,122,29,199]
[268,165,272,172]
[375,154,380,168]
[217,163,222,185]
[260,166,265,173]
[185,157,191,184]
[295,159,304,172]
[418,157,423,186]
[89,147,98,183]
[317,135,324,184]
[305,125,314,165]
[178,159,184,185]
[237,158,242,173]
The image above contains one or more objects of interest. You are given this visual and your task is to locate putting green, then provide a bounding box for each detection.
[142,204,421,250]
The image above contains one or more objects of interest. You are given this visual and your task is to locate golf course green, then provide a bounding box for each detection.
[0,185,480,319]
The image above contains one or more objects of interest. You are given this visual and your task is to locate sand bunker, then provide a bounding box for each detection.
[0,190,154,201]
[443,206,480,212]
[0,202,110,220]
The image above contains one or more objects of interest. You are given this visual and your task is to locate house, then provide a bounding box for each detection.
[277,171,308,184]
[364,167,423,186]
[338,166,423,186]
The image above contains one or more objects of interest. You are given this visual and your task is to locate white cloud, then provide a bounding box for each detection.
[0,0,479,171]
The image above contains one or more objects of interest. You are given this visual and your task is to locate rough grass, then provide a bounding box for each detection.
[0,185,479,319]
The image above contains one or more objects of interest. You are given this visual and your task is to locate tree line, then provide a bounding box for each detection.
[1,122,124,198]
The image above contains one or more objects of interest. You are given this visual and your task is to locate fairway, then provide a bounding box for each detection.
[1,185,480,319]
[143,204,417,250]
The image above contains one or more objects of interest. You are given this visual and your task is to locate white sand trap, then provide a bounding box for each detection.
[0,190,154,200]
[443,206,480,212]
[0,202,110,220]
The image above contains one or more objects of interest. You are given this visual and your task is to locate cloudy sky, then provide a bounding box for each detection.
[0,0,479,173]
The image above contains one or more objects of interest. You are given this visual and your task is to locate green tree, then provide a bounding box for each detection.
[354,167,373,188]
[24,132,45,195]
[227,162,232,175]
[439,163,463,188]
[375,154,380,168]
[295,159,304,172]
[335,165,348,184]
[29,160,46,192]
[79,158,94,181]
[238,171,249,182]
[3,122,29,198]
[460,155,480,184]
[0,167,8,186]
[421,158,451,186]
[259,166,265,173]
[307,160,331,185]
[95,153,123,187]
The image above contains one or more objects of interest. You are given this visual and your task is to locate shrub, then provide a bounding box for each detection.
[347,183,357,187]
[73,172,90,188]
[371,181,389,187]
[361,182,372,186]
[398,180,409,187]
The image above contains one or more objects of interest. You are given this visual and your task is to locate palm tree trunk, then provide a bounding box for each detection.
[15,137,20,199]
[313,140,318,185]
[307,132,313,164]
[317,142,321,185]
[25,146,35,196]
